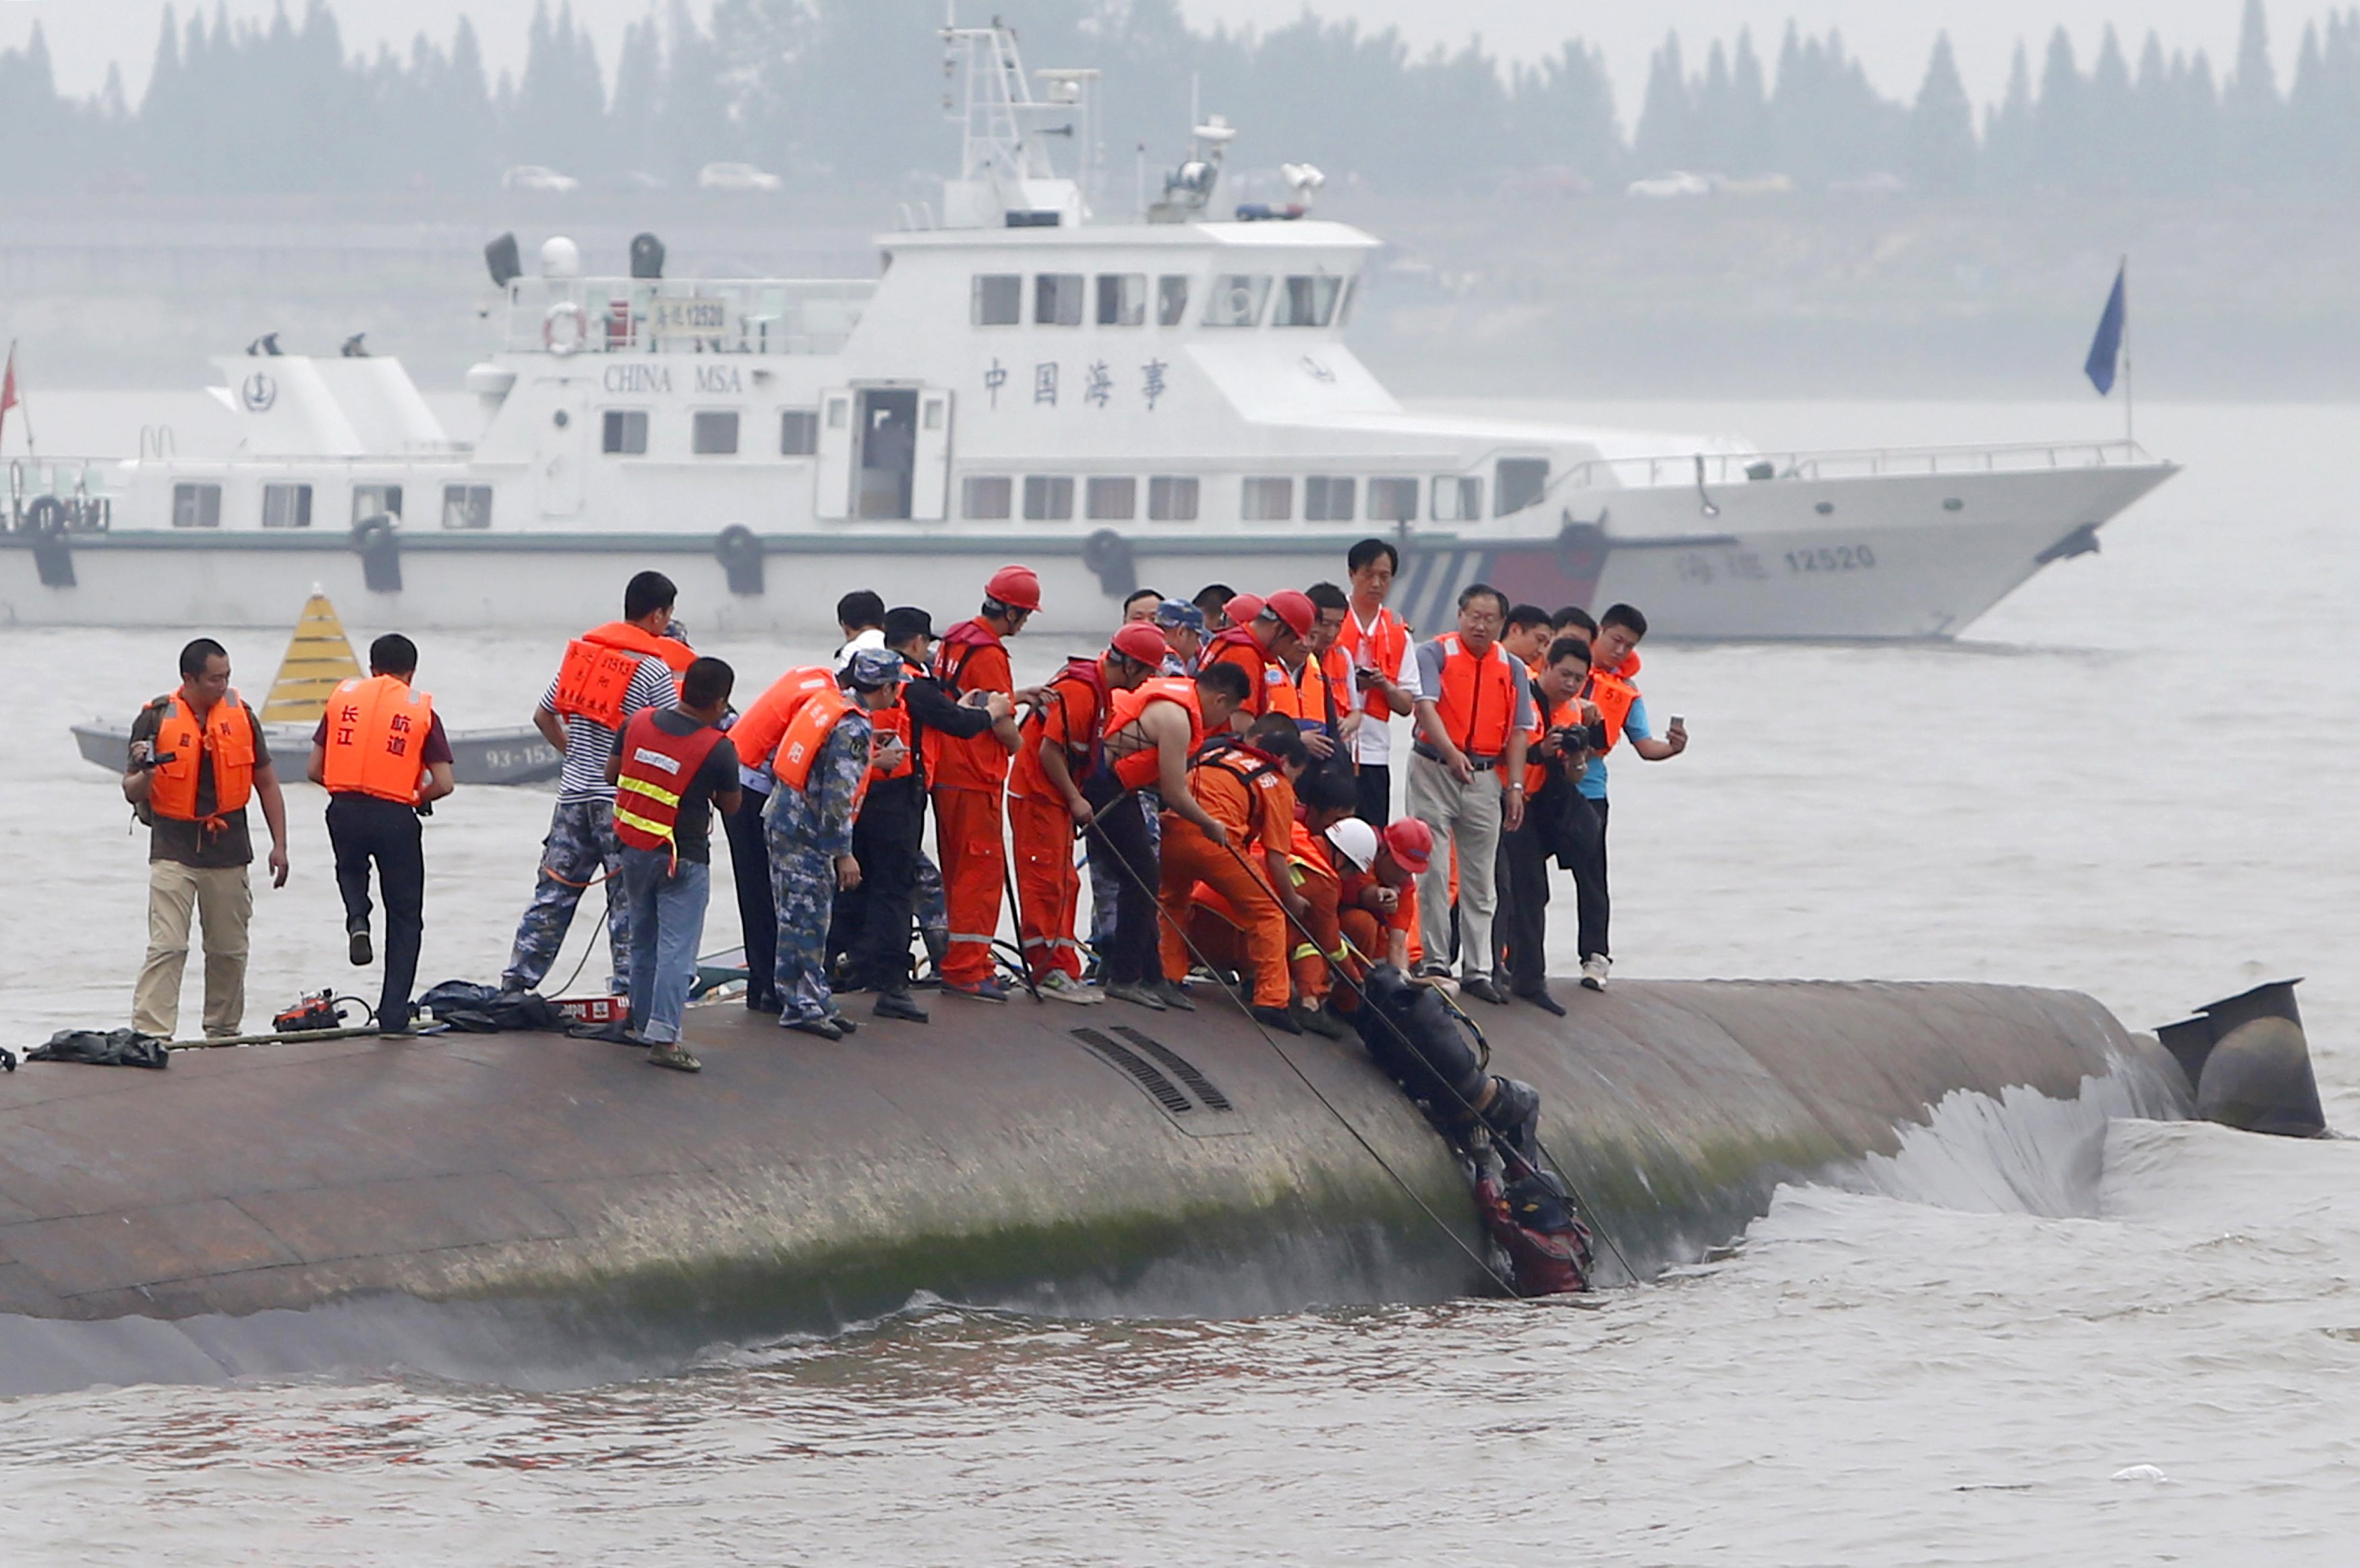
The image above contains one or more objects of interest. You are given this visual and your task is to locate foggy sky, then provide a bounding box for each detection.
[11,1,2313,125]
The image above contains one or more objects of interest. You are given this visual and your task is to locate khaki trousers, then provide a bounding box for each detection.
[133,860,253,1039]
[1409,751,1503,980]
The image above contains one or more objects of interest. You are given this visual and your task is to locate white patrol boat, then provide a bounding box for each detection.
[0,19,2173,640]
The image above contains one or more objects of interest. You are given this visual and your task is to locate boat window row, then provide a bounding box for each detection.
[971,271,1351,331]
[600,408,821,458]
[955,462,1545,524]
[173,481,496,531]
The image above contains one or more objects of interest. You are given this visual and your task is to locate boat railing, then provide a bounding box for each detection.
[502,276,877,357]
[1557,440,2154,492]
[7,458,115,533]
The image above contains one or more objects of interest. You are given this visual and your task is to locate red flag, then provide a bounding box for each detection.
[0,344,15,448]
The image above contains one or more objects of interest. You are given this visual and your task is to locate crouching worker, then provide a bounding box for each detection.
[1331,818,1431,1012]
[1352,963,1592,1293]
[1160,715,1310,1032]
[308,634,456,1035]
[1272,762,1364,1037]
[767,649,903,1039]
[608,657,740,1072]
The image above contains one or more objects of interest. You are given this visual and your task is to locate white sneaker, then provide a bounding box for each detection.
[1580,954,1611,992]
[1038,971,1104,1005]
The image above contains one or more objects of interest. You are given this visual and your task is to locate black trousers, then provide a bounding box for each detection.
[723,789,777,1008]
[1084,771,1160,986]
[847,788,923,994]
[327,793,424,1029]
[1355,761,1392,827]
[1564,795,1610,960]
[1494,818,1552,994]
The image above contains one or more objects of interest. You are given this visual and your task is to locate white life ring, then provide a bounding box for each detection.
[543,301,587,357]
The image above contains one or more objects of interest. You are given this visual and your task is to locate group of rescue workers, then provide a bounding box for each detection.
[121,539,1684,1292]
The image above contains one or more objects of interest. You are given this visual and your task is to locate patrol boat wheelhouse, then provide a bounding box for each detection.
[0,20,2174,639]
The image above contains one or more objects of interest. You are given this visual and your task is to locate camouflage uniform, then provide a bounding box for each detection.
[503,797,630,993]
[766,708,873,1025]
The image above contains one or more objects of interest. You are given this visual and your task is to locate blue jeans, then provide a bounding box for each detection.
[620,847,710,1045]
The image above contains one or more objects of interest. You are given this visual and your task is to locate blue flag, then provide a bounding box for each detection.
[2085,263,2126,396]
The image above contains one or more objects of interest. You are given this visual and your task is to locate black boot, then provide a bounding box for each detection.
[1250,1004,1302,1035]
[874,989,929,1023]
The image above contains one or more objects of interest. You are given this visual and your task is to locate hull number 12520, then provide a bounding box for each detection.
[1786,545,1877,573]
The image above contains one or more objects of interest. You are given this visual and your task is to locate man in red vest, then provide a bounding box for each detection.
[928,565,1038,1002]
[1334,539,1419,826]
[123,637,291,1039]
[608,656,740,1071]
[1407,583,1533,1006]
[306,634,456,1035]
[504,570,691,995]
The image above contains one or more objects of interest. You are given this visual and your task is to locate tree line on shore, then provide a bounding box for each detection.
[1,0,2355,200]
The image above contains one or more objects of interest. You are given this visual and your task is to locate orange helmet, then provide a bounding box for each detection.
[1264,589,1316,639]
[985,565,1042,613]
[1109,624,1169,666]
[1381,817,1434,875]
[1224,593,1265,629]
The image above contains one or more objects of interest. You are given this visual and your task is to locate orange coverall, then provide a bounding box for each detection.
[1159,750,1295,1008]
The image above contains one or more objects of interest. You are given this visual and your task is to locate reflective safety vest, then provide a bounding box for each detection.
[1203,626,1277,717]
[322,674,434,804]
[1285,648,1346,739]
[613,709,728,854]
[774,687,873,814]
[147,690,256,824]
[926,618,1013,790]
[1429,633,1521,762]
[1588,652,1643,754]
[1523,689,1587,797]
[732,666,838,776]
[1103,675,1202,792]
[1188,735,1285,843]
[552,621,695,729]
[1335,605,1409,721]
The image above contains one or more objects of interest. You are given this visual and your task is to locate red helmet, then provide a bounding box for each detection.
[985,564,1042,613]
[1109,624,1169,666]
[1225,593,1265,629]
[1381,817,1434,875]
[1264,589,1316,639]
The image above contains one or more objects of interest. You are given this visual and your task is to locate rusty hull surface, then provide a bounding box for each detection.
[0,979,2181,1378]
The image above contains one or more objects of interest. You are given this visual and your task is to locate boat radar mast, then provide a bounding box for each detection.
[1148,115,1236,222]
[938,11,1096,228]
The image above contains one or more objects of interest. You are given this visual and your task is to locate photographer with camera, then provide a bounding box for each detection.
[1494,636,1607,1015]
[123,637,290,1040]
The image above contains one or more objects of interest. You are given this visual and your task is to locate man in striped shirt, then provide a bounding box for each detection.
[501,572,685,994]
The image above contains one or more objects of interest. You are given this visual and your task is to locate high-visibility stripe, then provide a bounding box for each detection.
[947,930,998,945]
[617,775,686,808]
[614,806,676,843]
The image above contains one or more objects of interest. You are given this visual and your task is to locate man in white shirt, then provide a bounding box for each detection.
[1334,538,1421,826]
[832,589,887,672]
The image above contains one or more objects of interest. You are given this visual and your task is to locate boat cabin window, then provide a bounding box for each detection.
[1432,475,1482,522]
[1274,276,1343,328]
[962,475,1013,520]
[692,411,740,456]
[1086,477,1136,520]
[1305,475,1355,522]
[1496,458,1549,516]
[1367,477,1418,523]
[1096,275,1146,326]
[171,483,221,529]
[1035,274,1085,326]
[1241,476,1293,521]
[1206,275,1272,328]
[1024,475,1075,521]
[351,484,403,522]
[262,483,313,529]
[973,274,1022,326]
[1157,276,1191,326]
[780,409,820,456]
[442,485,494,530]
[602,411,649,456]
[1148,475,1199,521]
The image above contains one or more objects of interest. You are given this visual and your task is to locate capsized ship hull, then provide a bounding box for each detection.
[0,977,2197,1394]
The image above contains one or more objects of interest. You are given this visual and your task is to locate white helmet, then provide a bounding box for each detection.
[1323,816,1378,871]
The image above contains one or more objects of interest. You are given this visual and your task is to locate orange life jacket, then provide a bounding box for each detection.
[1429,633,1521,761]
[1009,656,1111,800]
[1103,675,1202,793]
[552,621,696,729]
[732,666,838,775]
[148,690,256,824]
[1287,817,1339,878]
[322,673,435,804]
[1203,627,1276,718]
[1188,735,1287,844]
[868,700,914,784]
[1285,647,1346,738]
[926,617,1013,791]
[613,708,728,853]
[1587,651,1642,753]
[774,686,873,814]
[1523,689,1588,797]
[1335,605,1409,721]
